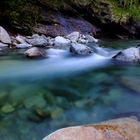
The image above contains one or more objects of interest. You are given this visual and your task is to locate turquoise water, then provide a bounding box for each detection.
[0,40,140,140]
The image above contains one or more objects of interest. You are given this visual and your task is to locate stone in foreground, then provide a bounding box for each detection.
[70,43,93,55]
[24,47,46,58]
[43,118,140,140]
[0,26,11,44]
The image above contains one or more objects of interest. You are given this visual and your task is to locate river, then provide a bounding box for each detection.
[0,39,140,140]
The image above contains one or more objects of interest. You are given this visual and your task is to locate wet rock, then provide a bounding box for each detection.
[16,43,32,49]
[26,34,48,47]
[43,118,140,140]
[66,32,80,43]
[113,47,140,62]
[70,43,93,55]
[24,47,46,58]
[0,42,8,48]
[0,26,11,44]
[54,36,71,47]
[78,38,88,44]
[16,35,26,44]
[85,35,98,43]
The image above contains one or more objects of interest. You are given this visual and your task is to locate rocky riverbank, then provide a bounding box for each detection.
[1,26,140,62]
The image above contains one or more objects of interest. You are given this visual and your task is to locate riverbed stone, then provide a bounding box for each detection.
[0,26,11,44]
[1,103,15,113]
[70,43,93,55]
[24,96,46,109]
[26,34,48,47]
[43,118,140,140]
[24,47,46,58]
[113,47,140,62]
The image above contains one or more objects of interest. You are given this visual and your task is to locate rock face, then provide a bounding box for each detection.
[43,118,140,140]
[54,36,71,47]
[34,14,100,37]
[70,43,93,55]
[113,47,140,62]
[24,47,46,58]
[0,26,11,44]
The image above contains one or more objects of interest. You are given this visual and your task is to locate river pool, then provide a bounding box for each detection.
[0,39,140,140]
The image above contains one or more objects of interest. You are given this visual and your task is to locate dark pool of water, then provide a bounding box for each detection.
[0,39,140,140]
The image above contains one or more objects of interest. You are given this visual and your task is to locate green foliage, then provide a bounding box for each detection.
[108,0,140,22]
[1,0,40,28]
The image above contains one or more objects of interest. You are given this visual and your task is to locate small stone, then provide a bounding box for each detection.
[0,26,11,44]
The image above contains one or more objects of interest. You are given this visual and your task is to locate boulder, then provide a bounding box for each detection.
[26,34,48,47]
[0,42,8,48]
[113,47,140,62]
[66,32,80,43]
[43,118,140,140]
[0,26,11,44]
[54,36,71,47]
[70,43,93,55]
[16,35,26,44]
[85,35,98,43]
[24,47,46,58]
[16,43,32,49]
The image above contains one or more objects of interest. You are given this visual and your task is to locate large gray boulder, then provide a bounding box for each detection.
[113,47,140,62]
[24,47,46,58]
[54,36,71,47]
[70,43,93,55]
[0,26,11,44]
[26,34,48,47]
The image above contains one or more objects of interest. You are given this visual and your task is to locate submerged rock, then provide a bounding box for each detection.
[24,47,46,58]
[43,118,140,140]
[70,43,93,55]
[54,36,71,47]
[113,47,140,62]
[0,26,11,44]
[26,34,48,47]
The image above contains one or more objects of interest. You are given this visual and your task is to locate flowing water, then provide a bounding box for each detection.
[0,39,140,140]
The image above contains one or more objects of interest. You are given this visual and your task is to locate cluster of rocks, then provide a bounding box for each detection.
[43,118,140,140]
[1,26,140,62]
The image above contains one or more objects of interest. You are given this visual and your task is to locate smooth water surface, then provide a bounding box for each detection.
[0,39,140,140]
